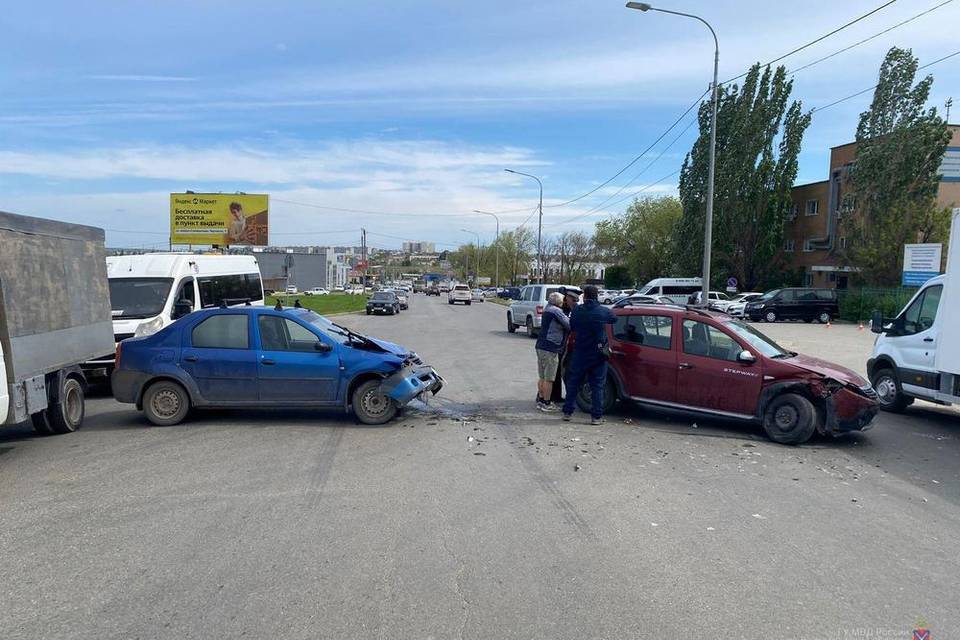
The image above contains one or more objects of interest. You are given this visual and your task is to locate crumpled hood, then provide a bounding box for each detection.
[365,336,409,358]
[788,353,867,386]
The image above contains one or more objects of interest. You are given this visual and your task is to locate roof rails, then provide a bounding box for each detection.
[219,297,253,308]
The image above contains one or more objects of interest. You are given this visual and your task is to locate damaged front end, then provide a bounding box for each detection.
[380,364,445,406]
[809,378,880,435]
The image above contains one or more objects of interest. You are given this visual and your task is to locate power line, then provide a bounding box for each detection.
[789,0,955,75]
[551,168,682,227]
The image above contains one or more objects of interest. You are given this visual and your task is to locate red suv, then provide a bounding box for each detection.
[571,305,879,444]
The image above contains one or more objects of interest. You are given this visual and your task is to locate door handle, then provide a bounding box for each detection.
[183,355,198,362]
[923,337,934,343]
[261,358,276,366]
[678,362,693,370]
[610,349,625,356]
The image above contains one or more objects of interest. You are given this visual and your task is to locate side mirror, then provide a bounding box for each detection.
[314,341,333,353]
[737,350,756,364]
[172,299,193,319]
[870,310,883,334]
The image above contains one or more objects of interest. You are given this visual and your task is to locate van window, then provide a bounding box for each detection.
[816,289,835,301]
[901,285,942,335]
[108,278,174,319]
[778,290,796,302]
[199,273,263,308]
[192,314,249,349]
[174,278,195,308]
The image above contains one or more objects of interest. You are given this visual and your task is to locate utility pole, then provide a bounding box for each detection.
[361,228,367,287]
[504,169,543,283]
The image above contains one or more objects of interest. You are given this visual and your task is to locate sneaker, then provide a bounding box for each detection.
[538,402,558,413]
[591,417,605,425]
[562,413,572,422]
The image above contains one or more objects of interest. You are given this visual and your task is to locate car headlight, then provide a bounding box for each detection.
[134,316,164,337]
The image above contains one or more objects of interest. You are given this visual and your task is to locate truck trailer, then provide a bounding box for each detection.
[0,211,115,433]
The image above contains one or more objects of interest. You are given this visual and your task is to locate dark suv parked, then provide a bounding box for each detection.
[745,288,838,324]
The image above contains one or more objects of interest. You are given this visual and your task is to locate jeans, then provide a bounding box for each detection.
[562,355,608,419]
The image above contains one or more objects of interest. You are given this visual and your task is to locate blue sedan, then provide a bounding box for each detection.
[112,306,443,425]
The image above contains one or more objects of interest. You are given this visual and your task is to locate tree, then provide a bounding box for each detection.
[604,265,633,289]
[544,231,595,283]
[843,47,953,285]
[488,227,536,284]
[594,196,681,285]
[676,64,810,290]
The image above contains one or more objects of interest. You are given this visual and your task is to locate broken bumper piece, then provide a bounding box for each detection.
[381,365,445,405]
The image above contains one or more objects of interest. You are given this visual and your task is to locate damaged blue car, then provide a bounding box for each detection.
[112,306,443,425]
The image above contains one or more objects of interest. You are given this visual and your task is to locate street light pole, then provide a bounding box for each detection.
[626,2,718,307]
[504,169,543,283]
[473,209,500,288]
[461,228,481,284]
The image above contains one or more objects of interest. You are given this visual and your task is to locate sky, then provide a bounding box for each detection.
[1,0,958,250]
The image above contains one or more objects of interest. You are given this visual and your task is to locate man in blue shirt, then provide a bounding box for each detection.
[562,285,616,424]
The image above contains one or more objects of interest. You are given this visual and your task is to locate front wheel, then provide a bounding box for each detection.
[763,392,816,445]
[466,300,471,306]
[817,312,831,324]
[871,368,912,413]
[764,310,778,323]
[352,379,398,425]
[575,376,617,414]
[507,313,516,333]
[143,380,190,426]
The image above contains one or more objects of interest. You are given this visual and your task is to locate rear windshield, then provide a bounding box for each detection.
[109,278,173,319]
[454,285,469,291]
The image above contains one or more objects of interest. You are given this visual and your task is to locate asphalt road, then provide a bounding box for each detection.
[1,295,958,639]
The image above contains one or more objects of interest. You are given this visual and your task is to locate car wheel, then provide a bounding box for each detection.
[507,313,516,333]
[575,376,617,414]
[352,379,398,425]
[817,312,831,324]
[762,392,816,445]
[449,300,454,305]
[46,376,85,434]
[366,310,371,315]
[526,316,537,338]
[871,368,912,413]
[466,300,471,306]
[764,310,778,323]
[143,380,190,426]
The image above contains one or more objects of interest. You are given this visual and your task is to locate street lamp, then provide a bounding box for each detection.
[626,1,718,307]
[461,228,481,284]
[504,168,543,283]
[473,209,500,288]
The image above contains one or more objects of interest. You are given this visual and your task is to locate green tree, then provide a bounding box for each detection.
[603,265,633,289]
[543,231,595,283]
[843,47,952,285]
[594,196,681,284]
[676,64,810,290]
[486,227,535,284]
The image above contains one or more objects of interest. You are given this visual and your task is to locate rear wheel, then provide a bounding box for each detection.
[762,392,816,445]
[871,368,912,413]
[352,379,398,425]
[30,376,85,435]
[817,311,831,324]
[526,316,537,338]
[507,313,516,333]
[575,376,617,414]
[466,300,471,306]
[764,310,778,323]
[143,380,190,426]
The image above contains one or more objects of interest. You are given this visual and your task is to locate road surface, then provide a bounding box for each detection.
[1,295,957,639]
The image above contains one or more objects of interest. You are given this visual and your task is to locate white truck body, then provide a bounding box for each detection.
[0,211,115,429]
[869,208,960,407]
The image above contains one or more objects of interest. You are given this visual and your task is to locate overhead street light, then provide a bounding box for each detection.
[473,209,500,288]
[504,168,543,283]
[626,1,719,307]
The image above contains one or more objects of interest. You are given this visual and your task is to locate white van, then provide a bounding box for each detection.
[868,209,960,411]
[637,277,703,303]
[83,253,263,380]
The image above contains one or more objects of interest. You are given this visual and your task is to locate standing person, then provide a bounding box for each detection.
[534,292,570,412]
[550,286,582,404]
[562,285,616,424]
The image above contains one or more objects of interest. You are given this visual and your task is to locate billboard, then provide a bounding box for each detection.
[902,243,942,287]
[170,193,268,246]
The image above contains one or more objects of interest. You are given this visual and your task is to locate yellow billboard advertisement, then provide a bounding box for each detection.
[170,193,269,246]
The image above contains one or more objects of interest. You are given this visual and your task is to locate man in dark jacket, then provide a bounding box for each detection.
[562,285,616,424]
[535,292,570,412]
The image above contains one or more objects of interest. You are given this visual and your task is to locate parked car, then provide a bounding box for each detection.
[367,291,401,315]
[334,286,345,292]
[471,288,486,303]
[745,288,839,323]
[426,285,441,296]
[304,287,329,296]
[636,277,702,300]
[498,287,522,300]
[392,290,410,309]
[448,284,472,305]
[724,292,764,317]
[689,291,731,308]
[567,306,878,444]
[612,294,673,308]
[507,284,577,337]
[348,287,366,295]
[599,290,621,305]
[112,307,443,426]
[285,285,298,294]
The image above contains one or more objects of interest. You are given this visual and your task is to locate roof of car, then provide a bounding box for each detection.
[613,304,727,320]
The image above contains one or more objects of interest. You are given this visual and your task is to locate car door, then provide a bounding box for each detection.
[256,314,341,403]
[775,289,796,319]
[895,284,942,395]
[676,318,762,416]
[609,312,677,403]
[180,313,258,403]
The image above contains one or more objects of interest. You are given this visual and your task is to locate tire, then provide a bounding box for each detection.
[143,380,190,426]
[507,313,516,333]
[31,412,54,435]
[871,367,912,413]
[352,379,398,425]
[575,376,617,414]
[449,300,454,305]
[466,301,472,306]
[764,310,778,323]
[30,376,85,435]
[526,316,537,338]
[817,311,831,324]
[366,310,371,315]
[762,392,817,445]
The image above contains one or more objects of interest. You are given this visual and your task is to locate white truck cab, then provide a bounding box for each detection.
[868,209,960,411]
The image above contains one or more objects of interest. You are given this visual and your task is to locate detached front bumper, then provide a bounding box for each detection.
[824,385,880,434]
[381,365,445,405]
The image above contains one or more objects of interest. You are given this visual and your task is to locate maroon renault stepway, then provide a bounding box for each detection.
[570,305,879,444]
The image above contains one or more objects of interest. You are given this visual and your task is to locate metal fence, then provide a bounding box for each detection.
[835,287,918,322]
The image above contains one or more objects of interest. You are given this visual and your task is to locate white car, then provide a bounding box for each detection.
[448,284,473,305]
[284,285,298,294]
[386,289,409,309]
[724,292,764,316]
[348,287,366,295]
[471,288,485,303]
[304,287,329,296]
[599,290,621,305]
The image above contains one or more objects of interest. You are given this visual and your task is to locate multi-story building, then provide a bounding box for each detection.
[783,124,959,288]
[402,241,435,254]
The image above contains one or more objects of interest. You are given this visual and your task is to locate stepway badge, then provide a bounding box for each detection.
[913,627,930,640]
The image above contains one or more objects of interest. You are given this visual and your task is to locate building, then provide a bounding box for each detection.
[402,241,435,254]
[784,124,960,288]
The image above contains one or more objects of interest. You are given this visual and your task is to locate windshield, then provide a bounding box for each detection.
[722,320,791,358]
[372,292,394,301]
[300,310,354,346]
[759,289,780,301]
[109,278,173,319]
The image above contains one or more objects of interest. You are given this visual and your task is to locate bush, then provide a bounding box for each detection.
[836,287,917,322]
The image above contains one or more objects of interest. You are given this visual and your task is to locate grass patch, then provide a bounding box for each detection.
[266,293,368,315]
